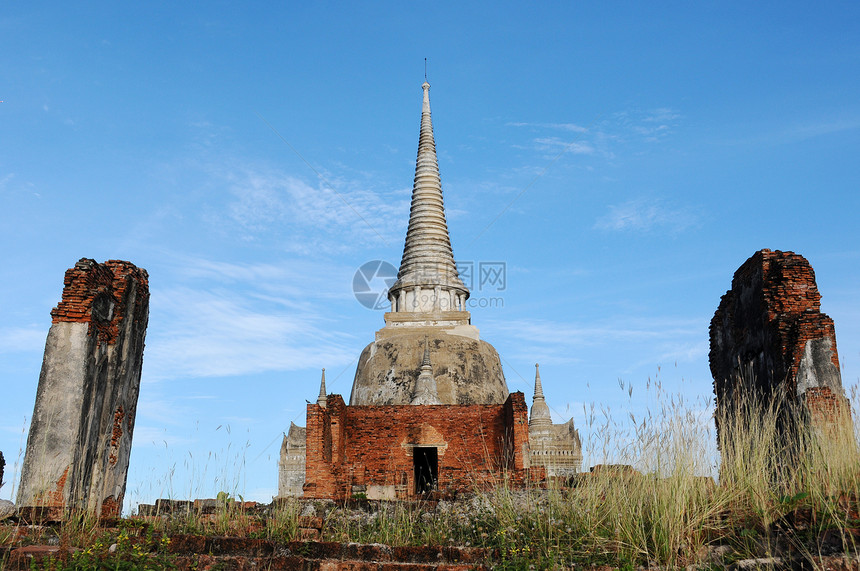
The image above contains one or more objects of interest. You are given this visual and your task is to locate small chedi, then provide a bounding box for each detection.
[709,249,849,437]
[529,364,582,477]
[17,259,149,518]
[278,82,581,499]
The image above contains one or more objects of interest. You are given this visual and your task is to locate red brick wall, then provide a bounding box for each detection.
[304,392,530,499]
[804,386,850,428]
[51,258,150,345]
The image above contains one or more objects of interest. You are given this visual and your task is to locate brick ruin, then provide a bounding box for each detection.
[303,393,537,500]
[17,258,149,518]
[709,249,849,437]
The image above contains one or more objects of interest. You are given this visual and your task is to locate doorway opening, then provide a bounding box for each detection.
[413,447,438,494]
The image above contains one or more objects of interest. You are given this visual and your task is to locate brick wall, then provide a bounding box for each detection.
[51,258,150,345]
[304,393,530,499]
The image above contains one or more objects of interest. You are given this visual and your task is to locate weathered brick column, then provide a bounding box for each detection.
[503,392,530,472]
[709,249,849,438]
[17,259,149,518]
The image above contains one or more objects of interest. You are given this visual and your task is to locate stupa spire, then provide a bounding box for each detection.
[387,82,469,315]
[534,363,545,398]
[316,368,327,408]
[529,363,552,428]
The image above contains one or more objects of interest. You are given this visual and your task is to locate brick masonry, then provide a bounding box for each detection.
[303,393,534,500]
[709,249,849,431]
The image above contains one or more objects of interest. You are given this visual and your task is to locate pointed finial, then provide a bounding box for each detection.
[534,363,545,398]
[529,363,552,428]
[424,57,428,82]
[317,368,327,408]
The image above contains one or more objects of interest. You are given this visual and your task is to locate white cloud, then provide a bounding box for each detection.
[507,121,588,133]
[216,165,409,253]
[485,315,704,371]
[533,137,595,155]
[611,108,681,143]
[167,256,350,303]
[0,327,46,354]
[144,286,356,380]
[506,107,681,165]
[594,198,698,234]
[726,115,860,147]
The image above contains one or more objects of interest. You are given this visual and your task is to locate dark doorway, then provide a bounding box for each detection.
[413,447,438,494]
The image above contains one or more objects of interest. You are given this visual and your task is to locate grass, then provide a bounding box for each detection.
[3,380,860,569]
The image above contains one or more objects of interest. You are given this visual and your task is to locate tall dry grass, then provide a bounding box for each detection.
[6,378,860,570]
[475,379,860,569]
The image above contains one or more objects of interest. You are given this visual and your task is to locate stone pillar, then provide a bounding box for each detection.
[17,258,149,518]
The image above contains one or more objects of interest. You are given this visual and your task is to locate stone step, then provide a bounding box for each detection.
[3,538,492,570]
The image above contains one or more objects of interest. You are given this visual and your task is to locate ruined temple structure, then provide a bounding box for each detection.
[529,365,582,477]
[709,249,849,437]
[17,259,149,518]
[279,82,580,499]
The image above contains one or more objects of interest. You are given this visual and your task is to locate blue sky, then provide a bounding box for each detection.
[2,2,859,507]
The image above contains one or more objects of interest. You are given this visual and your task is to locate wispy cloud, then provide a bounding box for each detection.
[485,315,704,370]
[507,121,588,133]
[507,107,681,164]
[723,115,860,147]
[594,198,699,234]
[142,254,361,381]
[144,285,356,380]
[197,162,409,254]
[610,108,681,143]
[0,327,46,354]
[533,137,595,155]
[231,168,407,246]
[166,256,351,303]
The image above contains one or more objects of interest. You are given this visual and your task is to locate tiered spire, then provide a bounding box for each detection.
[529,363,552,428]
[316,368,327,408]
[411,336,441,405]
[388,82,469,314]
